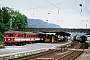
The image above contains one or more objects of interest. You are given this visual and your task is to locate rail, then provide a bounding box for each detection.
[56,43,89,60]
[0,41,73,60]
[0,48,47,60]
[13,41,82,60]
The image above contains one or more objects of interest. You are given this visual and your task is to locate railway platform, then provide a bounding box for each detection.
[75,41,90,60]
[0,41,72,60]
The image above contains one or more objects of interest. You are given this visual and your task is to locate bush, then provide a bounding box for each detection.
[0,45,5,49]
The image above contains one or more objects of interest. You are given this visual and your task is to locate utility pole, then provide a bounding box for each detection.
[86,24,87,29]
[10,18,12,30]
[81,20,90,29]
[10,15,16,30]
[13,20,20,30]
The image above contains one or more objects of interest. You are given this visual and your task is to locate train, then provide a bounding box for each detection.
[73,35,87,43]
[4,31,44,46]
[85,35,90,41]
[4,31,72,46]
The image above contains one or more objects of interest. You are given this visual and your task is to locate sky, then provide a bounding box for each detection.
[0,0,90,28]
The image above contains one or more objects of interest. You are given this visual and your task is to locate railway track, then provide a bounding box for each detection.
[10,49,64,60]
[56,42,88,60]
[56,50,83,60]
[10,42,88,60]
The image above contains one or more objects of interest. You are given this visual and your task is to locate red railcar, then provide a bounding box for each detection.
[4,31,43,46]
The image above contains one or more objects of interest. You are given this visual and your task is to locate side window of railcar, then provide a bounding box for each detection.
[26,35,28,38]
[18,34,20,37]
[24,34,26,38]
[10,34,13,37]
[31,35,35,38]
[21,34,23,38]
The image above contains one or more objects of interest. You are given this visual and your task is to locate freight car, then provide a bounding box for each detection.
[4,31,44,46]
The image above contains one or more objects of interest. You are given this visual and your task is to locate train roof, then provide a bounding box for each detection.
[4,30,23,33]
[4,30,45,34]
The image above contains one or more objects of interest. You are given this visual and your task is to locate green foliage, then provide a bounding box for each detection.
[0,45,5,49]
[0,7,28,41]
[11,11,28,29]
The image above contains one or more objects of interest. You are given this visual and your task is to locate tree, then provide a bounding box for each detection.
[0,7,28,41]
[0,8,4,41]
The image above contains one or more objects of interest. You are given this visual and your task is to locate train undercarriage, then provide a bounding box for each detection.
[4,40,42,46]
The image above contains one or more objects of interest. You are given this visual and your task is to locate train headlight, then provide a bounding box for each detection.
[5,40,6,41]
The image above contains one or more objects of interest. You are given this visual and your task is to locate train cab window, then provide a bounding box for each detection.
[6,34,13,37]
[6,34,9,37]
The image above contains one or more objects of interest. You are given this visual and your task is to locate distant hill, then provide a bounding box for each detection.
[28,18,61,28]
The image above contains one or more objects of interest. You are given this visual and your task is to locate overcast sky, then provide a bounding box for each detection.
[0,0,90,28]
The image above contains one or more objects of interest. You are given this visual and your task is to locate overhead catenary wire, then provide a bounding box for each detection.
[75,0,90,13]
[74,0,90,28]
[44,0,80,21]
[44,0,90,29]
[18,0,84,17]
[1,0,90,21]
[75,0,90,20]
[19,0,74,16]
[67,1,80,13]
[21,0,89,14]
[21,0,72,10]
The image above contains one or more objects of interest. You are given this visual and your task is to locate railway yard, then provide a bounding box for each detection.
[0,41,89,60]
[0,0,90,59]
